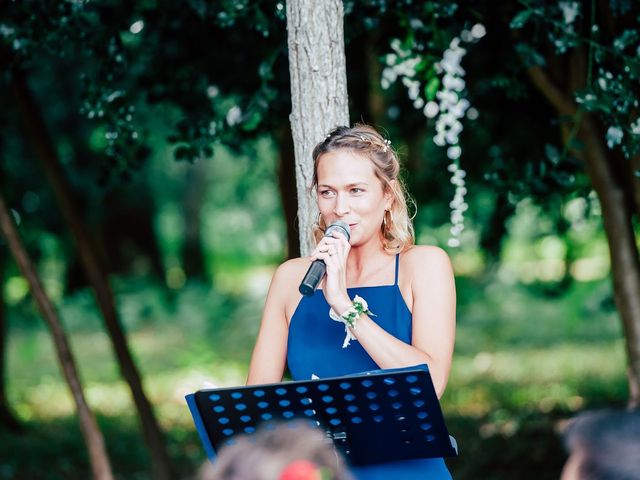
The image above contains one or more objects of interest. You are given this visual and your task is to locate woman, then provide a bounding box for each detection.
[247,124,456,479]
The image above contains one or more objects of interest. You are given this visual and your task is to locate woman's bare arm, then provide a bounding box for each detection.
[245,261,294,385]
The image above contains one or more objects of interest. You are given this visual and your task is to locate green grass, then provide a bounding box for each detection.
[1,271,629,479]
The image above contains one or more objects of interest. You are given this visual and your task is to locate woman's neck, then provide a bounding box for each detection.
[346,237,393,284]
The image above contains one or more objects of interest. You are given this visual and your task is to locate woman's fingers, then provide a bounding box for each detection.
[309,231,349,265]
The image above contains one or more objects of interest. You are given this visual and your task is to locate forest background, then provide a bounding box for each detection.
[1,1,639,479]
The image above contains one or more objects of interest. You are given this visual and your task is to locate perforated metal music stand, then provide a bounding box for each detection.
[185,364,457,466]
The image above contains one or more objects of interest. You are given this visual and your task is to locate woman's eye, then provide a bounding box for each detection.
[351,188,364,194]
[319,190,334,197]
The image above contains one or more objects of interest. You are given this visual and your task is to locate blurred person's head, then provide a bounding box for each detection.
[199,420,352,480]
[561,409,640,480]
[310,124,414,254]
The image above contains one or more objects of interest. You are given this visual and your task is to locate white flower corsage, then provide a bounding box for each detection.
[329,295,375,348]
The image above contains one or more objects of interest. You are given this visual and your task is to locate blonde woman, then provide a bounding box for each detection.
[247,124,456,479]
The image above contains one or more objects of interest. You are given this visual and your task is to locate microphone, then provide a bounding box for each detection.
[299,220,351,297]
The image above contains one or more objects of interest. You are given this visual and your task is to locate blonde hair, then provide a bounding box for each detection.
[310,124,415,253]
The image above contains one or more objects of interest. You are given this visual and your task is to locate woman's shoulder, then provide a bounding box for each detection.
[402,244,451,262]
[270,258,311,315]
[401,245,453,276]
[272,257,314,284]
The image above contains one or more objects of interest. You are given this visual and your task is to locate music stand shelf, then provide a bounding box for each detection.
[186,364,457,466]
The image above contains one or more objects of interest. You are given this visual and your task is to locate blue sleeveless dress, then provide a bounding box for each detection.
[287,254,452,479]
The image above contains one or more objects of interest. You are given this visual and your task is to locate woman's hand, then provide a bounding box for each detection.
[309,231,352,314]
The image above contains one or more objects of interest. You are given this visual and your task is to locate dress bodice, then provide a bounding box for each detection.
[287,254,411,379]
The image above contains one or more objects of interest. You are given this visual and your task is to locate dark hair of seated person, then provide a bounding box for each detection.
[561,408,640,480]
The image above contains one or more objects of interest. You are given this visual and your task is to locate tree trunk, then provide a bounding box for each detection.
[276,126,301,259]
[99,187,165,278]
[0,192,114,480]
[0,253,23,432]
[528,65,640,408]
[624,152,640,218]
[581,117,640,409]
[181,159,208,279]
[10,71,173,478]
[480,193,515,266]
[364,35,386,125]
[286,0,350,255]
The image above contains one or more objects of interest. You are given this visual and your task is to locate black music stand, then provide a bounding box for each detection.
[185,364,457,466]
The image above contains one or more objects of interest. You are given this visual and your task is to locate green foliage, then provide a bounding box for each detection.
[1,0,289,177]
[510,0,640,158]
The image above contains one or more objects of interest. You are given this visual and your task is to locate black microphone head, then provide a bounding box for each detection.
[324,220,351,241]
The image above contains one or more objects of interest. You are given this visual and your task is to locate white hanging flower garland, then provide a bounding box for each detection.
[382,24,486,247]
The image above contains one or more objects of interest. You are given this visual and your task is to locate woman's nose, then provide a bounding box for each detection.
[334,193,350,215]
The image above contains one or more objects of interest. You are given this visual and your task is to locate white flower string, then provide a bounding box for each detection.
[329,295,374,348]
[436,36,470,247]
[382,24,486,247]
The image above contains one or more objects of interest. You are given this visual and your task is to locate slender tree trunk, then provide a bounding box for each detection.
[276,126,301,259]
[0,254,22,432]
[625,152,640,217]
[480,193,515,266]
[0,192,114,480]
[181,160,208,279]
[364,36,386,125]
[581,117,640,408]
[528,65,640,408]
[99,188,165,278]
[405,129,428,174]
[286,0,350,255]
[10,71,172,478]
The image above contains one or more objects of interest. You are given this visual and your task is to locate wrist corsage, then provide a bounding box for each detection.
[329,295,375,348]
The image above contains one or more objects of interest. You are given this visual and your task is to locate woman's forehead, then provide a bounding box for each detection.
[316,150,376,182]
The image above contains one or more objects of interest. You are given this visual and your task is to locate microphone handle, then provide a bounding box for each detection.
[299,259,326,296]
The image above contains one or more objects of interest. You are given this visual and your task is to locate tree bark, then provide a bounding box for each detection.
[10,71,173,478]
[0,192,114,480]
[528,64,640,408]
[286,0,350,255]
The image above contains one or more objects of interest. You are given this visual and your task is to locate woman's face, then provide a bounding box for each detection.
[315,150,391,247]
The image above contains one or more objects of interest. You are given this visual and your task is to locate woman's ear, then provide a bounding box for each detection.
[385,180,397,209]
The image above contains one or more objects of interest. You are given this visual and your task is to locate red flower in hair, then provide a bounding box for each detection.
[279,460,322,480]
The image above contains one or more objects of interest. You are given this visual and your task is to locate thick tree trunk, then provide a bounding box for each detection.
[0,192,114,480]
[286,0,350,255]
[528,65,640,408]
[10,71,173,478]
[0,254,22,432]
